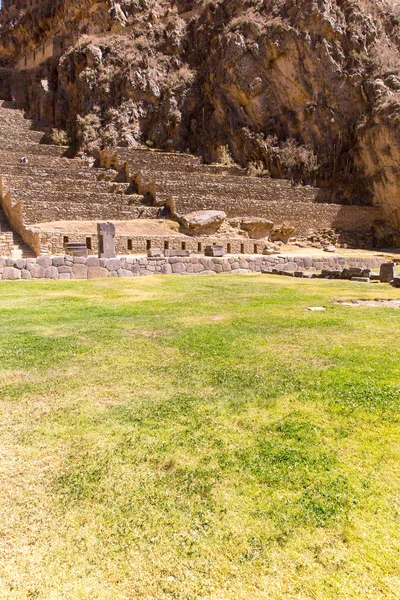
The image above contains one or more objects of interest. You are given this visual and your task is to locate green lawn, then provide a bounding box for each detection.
[0,275,400,599]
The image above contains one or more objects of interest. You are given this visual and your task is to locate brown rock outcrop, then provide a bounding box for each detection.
[2,0,400,236]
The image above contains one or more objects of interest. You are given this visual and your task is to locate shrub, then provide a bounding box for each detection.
[215,144,234,165]
[49,129,70,146]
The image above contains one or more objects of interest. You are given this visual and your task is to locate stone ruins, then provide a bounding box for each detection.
[0,101,384,269]
[0,0,396,284]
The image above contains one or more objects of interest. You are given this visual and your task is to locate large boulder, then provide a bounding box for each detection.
[271,224,296,243]
[180,210,226,235]
[240,218,274,240]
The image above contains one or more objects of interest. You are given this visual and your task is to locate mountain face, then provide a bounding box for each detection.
[2,0,400,235]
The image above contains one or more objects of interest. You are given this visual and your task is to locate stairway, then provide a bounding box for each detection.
[0,206,36,257]
[0,100,159,257]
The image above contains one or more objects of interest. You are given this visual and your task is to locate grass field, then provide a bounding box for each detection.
[0,274,400,599]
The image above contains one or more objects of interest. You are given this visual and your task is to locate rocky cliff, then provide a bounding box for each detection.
[2,0,400,235]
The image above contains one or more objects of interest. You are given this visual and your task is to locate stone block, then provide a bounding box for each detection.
[283,262,298,272]
[204,245,225,257]
[107,258,122,271]
[72,264,88,279]
[37,255,52,268]
[73,256,87,264]
[165,249,191,257]
[27,263,46,278]
[0,258,4,268]
[97,222,116,258]
[351,277,370,283]
[349,267,363,276]
[391,276,400,288]
[21,269,32,280]
[58,266,73,274]
[118,269,133,277]
[52,257,65,267]
[66,243,88,258]
[192,263,205,273]
[5,258,14,267]
[45,266,59,279]
[380,262,396,283]
[181,210,226,235]
[59,273,71,280]
[3,267,21,280]
[14,259,26,269]
[87,267,109,279]
[161,264,172,274]
[86,256,100,267]
[147,248,162,257]
[172,262,186,274]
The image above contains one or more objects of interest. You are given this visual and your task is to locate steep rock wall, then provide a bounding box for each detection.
[2,0,400,234]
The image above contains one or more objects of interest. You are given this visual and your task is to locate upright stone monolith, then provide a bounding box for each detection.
[97,222,116,258]
[379,262,396,283]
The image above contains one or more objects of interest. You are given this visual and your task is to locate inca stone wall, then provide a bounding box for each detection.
[104,149,381,237]
[38,231,278,257]
[0,254,387,281]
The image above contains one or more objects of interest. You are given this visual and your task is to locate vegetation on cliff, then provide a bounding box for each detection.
[2,1,400,224]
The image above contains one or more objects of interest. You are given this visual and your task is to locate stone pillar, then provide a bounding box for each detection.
[379,262,396,283]
[97,222,116,258]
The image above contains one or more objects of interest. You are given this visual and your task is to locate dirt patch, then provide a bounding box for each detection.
[125,328,172,338]
[33,219,183,236]
[336,300,400,308]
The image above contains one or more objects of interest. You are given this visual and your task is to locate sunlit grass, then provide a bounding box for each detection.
[0,275,400,599]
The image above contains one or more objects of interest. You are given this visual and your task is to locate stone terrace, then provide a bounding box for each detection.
[0,102,161,255]
[0,101,383,257]
[105,148,382,237]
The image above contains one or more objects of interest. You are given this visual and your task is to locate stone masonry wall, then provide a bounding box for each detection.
[0,253,387,281]
[37,230,277,256]
[102,148,382,236]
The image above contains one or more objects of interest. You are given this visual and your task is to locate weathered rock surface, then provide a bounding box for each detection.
[180,210,227,235]
[3,0,400,234]
[240,218,274,240]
